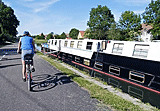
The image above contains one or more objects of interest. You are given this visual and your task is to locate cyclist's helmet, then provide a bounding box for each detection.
[23,31,29,36]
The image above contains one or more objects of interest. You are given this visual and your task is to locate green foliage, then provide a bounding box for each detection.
[35,35,42,39]
[60,32,67,39]
[0,2,19,43]
[84,28,91,39]
[35,35,39,39]
[87,5,115,40]
[54,34,60,39]
[69,28,79,39]
[40,33,45,39]
[142,0,160,39]
[119,11,141,41]
[46,33,53,40]
[31,35,36,38]
[79,38,84,40]
[107,23,121,40]
[35,33,45,39]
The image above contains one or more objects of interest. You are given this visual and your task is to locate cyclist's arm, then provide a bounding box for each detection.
[32,40,36,52]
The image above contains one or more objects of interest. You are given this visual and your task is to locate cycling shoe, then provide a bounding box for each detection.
[22,77,26,82]
[31,67,35,72]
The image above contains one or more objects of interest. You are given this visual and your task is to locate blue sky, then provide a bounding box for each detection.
[3,0,152,36]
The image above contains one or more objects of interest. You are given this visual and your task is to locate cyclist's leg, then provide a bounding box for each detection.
[21,50,26,81]
[22,60,26,79]
[30,52,35,72]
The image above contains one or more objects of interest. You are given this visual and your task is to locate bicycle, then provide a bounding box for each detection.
[24,54,33,91]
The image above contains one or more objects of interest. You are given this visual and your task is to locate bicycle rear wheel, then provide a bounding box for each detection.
[28,73,32,91]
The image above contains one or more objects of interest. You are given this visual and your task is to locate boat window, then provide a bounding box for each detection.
[133,44,149,58]
[84,59,90,66]
[86,42,93,50]
[102,41,106,50]
[51,40,54,45]
[64,41,68,47]
[68,55,72,60]
[75,56,80,63]
[63,53,66,58]
[94,62,103,70]
[129,71,145,83]
[70,41,74,48]
[77,41,82,49]
[152,40,160,42]
[109,65,120,76]
[55,40,57,45]
[112,43,124,54]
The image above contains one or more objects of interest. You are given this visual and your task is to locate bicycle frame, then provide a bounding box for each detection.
[24,54,33,91]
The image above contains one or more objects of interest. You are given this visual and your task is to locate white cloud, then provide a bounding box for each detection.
[35,0,60,13]
[112,9,145,22]
[134,10,145,15]
[15,9,72,35]
[19,0,60,13]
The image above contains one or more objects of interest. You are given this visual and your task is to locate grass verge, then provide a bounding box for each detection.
[34,39,47,46]
[37,51,159,111]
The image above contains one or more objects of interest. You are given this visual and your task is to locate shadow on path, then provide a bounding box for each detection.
[0,64,22,68]
[0,57,21,61]
[31,73,73,92]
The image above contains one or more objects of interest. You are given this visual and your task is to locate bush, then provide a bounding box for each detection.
[35,35,45,39]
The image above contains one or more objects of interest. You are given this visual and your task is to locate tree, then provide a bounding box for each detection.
[69,28,79,39]
[107,23,121,40]
[40,33,45,39]
[60,32,67,39]
[35,35,41,39]
[142,0,160,39]
[46,33,53,40]
[54,34,60,39]
[0,2,19,44]
[35,33,45,39]
[83,28,91,39]
[118,11,141,41]
[87,5,115,40]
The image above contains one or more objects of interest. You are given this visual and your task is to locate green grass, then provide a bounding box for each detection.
[37,51,160,111]
[34,39,47,46]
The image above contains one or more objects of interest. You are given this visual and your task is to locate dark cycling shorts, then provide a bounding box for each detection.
[21,50,34,60]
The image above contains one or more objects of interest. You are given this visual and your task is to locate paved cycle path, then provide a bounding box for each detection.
[0,43,111,111]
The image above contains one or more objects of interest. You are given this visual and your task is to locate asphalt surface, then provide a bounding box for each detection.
[0,43,111,111]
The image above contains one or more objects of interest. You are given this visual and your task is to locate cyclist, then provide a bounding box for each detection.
[17,31,36,82]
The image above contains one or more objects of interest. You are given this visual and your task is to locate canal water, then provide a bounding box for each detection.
[35,44,41,51]
[0,44,41,56]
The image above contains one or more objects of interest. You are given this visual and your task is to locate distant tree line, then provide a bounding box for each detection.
[34,32,68,40]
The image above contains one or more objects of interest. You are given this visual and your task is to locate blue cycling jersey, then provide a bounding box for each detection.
[21,36,33,51]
